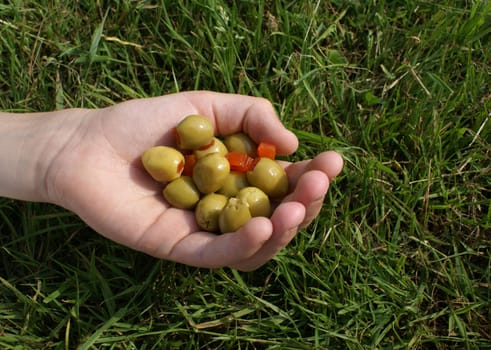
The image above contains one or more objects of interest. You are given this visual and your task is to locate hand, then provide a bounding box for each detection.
[43,91,343,271]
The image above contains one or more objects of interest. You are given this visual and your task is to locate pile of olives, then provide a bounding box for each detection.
[141,114,289,233]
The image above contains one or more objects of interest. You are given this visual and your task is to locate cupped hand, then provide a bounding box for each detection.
[45,91,343,271]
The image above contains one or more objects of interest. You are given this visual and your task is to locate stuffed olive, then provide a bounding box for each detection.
[195,193,228,232]
[163,176,200,209]
[194,137,228,159]
[192,153,230,194]
[141,146,184,182]
[247,158,288,197]
[224,133,257,157]
[237,186,271,217]
[175,114,214,150]
[218,198,252,233]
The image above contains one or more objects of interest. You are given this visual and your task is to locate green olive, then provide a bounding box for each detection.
[194,137,228,159]
[195,193,228,232]
[237,187,271,217]
[141,146,184,182]
[163,176,200,209]
[217,171,249,197]
[218,198,252,233]
[192,153,230,194]
[175,114,214,150]
[246,158,288,198]
[223,133,257,157]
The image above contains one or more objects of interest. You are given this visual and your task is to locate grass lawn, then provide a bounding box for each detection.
[1,0,490,349]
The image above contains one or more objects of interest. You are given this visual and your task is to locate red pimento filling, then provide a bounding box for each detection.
[227,152,258,172]
[182,154,197,176]
[172,127,181,147]
[197,138,215,150]
[257,141,276,159]
[177,160,184,174]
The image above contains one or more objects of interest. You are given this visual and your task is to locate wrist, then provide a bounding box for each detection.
[0,109,89,203]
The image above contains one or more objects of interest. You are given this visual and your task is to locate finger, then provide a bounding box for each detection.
[182,91,299,156]
[231,201,306,271]
[231,170,330,271]
[284,151,344,187]
[283,170,330,228]
[164,217,274,268]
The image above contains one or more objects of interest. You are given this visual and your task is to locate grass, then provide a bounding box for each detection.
[0,0,490,349]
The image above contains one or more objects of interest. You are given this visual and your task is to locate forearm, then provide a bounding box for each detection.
[0,110,86,202]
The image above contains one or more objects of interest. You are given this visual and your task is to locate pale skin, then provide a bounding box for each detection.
[0,91,343,271]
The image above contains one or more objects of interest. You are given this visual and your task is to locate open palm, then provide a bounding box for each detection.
[45,91,343,271]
